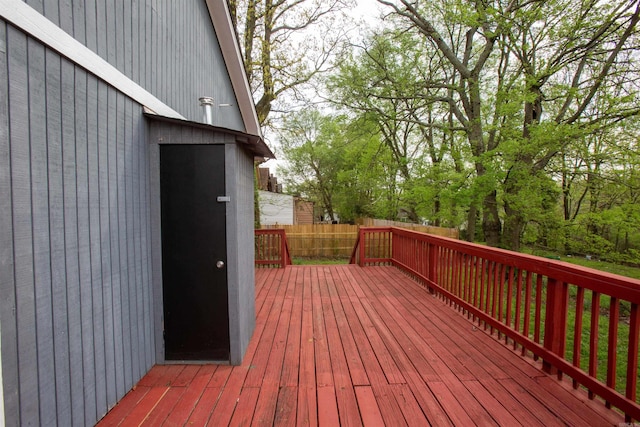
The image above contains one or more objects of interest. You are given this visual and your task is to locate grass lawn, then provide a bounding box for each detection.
[292,257,348,265]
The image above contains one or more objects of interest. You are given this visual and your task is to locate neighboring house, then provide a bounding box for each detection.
[295,198,315,225]
[259,191,314,225]
[260,190,295,225]
[257,167,314,226]
[0,1,273,425]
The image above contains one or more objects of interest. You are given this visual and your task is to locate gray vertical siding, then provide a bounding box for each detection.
[226,143,257,365]
[20,0,245,129]
[0,22,156,426]
[3,0,262,425]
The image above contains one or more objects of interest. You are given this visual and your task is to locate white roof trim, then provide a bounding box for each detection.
[205,0,263,138]
[0,0,185,120]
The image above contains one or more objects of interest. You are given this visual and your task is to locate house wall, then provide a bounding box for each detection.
[0,323,4,427]
[0,24,156,425]
[259,190,295,225]
[17,0,244,129]
[0,1,255,425]
[295,199,315,225]
[225,144,256,365]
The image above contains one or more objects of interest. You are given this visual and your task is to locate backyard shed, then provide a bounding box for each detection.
[0,0,272,425]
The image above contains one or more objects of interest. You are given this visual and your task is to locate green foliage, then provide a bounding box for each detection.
[257,0,640,260]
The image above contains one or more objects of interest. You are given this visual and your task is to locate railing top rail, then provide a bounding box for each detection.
[255,228,286,234]
[386,226,640,300]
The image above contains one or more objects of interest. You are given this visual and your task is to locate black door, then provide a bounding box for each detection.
[160,144,230,360]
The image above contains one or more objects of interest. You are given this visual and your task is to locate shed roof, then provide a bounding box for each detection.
[144,110,274,158]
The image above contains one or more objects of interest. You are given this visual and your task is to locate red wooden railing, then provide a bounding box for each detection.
[255,229,292,268]
[351,226,640,421]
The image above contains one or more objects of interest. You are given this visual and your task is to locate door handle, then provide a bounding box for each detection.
[216,260,225,269]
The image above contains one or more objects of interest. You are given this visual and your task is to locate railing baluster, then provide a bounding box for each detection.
[606,297,620,408]
[473,256,481,323]
[522,271,533,357]
[514,268,523,351]
[534,274,543,358]
[505,265,514,344]
[626,303,640,420]
[479,259,487,328]
[573,286,585,389]
[589,291,600,400]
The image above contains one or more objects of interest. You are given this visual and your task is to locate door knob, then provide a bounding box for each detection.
[216,260,225,269]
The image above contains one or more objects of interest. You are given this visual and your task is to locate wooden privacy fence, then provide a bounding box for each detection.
[351,226,640,422]
[260,222,458,258]
[357,218,459,238]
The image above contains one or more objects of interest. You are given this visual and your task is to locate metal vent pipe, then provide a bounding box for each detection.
[199,96,214,125]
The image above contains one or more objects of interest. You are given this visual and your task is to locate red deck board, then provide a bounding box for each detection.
[139,387,185,426]
[207,364,232,388]
[354,386,385,427]
[96,265,626,426]
[228,386,260,426]
[427,381,478,426]
[273,385,297,425]
[118,386,169,426]
[370,384,409,426]
[208,365,255,426]
[135,365,168,387]
[297,386,318,427]
[316,386,340,426]
[462,379,522,425]
[280,267,303,386]
[96,386,151,426]
[390,384,430,425]
[171,364,201,387]
[312,268,333,388]
[344,269,406,385]
[327,266,370,386]
[162,365,217,425]
[186,386,221,425]
[251,383,279,426]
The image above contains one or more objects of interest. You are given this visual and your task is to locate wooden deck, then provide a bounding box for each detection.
[97,265,624,426]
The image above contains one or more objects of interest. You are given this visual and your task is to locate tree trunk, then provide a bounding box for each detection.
[503,204,524,251]
[483,191,501,247]
[466,203,477,242]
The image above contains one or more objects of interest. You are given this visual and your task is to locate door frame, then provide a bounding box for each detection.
[159,144,230,361]
[147,120,243,364]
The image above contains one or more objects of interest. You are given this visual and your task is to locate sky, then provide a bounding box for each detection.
[260,0,388,171]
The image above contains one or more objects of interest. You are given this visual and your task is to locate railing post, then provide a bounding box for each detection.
[280,229,286,268]
[359,228,366,266]
[543,278,568,374]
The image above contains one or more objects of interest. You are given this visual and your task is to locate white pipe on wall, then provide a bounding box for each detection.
[199,97,215,125]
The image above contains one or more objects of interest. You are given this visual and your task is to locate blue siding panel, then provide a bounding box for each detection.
[12,30,42,426]
[74,67,98,427]
[1,24,22,426]
[46,48,73,427]
[87,74,108,419]
[61,57,84,426]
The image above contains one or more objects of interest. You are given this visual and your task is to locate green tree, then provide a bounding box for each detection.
[376,0,640,250]
[230,0,352,126]
[329,30,461,224]
[278,110,347,221]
